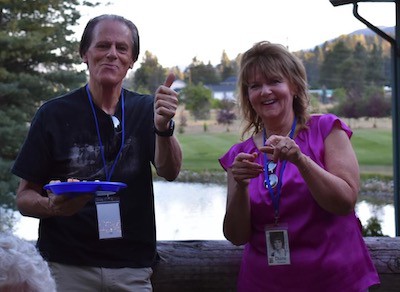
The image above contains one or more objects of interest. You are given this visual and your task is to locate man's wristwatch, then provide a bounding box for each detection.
[154,119,175,137]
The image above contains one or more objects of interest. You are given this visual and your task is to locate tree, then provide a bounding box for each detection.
[180,84,212,120]
[295,45,322,88]
[365,43,385,87]
[0,0,96,223]
[336,42,367,97]
[216,50,237,81]
[293,31,392,92]
[129,50,167,94]
[319,40,352,89]
[216,97,236,132]
[329,87,363,121]
[362,87,391,126]
[0,207,16,233]
[184,57,220,85]
[362,217,385,237]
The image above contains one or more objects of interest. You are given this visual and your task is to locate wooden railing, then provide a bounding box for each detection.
[152,237,400,292]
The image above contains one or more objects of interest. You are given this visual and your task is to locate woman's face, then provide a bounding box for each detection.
[247,69,294,122]
[82,19,135,87]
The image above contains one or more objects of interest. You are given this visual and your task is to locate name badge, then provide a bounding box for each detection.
[95,193,122,239]
[265,224,291,266]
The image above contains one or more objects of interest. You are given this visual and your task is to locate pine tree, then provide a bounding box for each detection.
[0,0,96,215]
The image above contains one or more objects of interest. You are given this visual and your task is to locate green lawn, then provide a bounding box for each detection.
[176,128,393,175]
[177,132,240,172]
[351,128,392,166]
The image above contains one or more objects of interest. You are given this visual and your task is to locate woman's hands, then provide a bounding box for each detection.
[230,152,263,187]
[261,134,303,165]
[231,134,305,187]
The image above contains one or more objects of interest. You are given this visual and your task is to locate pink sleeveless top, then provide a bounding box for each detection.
[219,114,379,292]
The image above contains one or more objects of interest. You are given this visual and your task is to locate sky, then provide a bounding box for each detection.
[76,0,396,69]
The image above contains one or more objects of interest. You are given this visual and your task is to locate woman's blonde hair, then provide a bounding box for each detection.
[237,41,310,138]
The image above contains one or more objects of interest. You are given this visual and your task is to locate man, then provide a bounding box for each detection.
[12,14,182,291]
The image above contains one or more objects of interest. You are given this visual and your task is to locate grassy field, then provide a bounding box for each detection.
[351,128,393,177]
[177,132,238,172]
[175,126,394,178]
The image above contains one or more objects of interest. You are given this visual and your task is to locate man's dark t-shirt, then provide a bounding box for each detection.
[12,86,158,268]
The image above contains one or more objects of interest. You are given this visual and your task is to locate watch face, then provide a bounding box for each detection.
[169,119,175,131]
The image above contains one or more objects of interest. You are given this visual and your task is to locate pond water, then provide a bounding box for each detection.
[13,181,396,241]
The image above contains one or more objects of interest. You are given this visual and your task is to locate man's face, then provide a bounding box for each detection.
[83,19,135,87]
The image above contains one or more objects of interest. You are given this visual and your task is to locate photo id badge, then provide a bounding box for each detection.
[95,195,122,240]
[265,224,291,266]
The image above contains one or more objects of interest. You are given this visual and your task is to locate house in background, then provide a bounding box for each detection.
[171,79,186,93]
[309,87,333,104]
[205,76,237,100]
[171,77,237,101]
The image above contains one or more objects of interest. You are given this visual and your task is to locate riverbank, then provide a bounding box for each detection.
[159,170,395,204]
[169,114,395,203]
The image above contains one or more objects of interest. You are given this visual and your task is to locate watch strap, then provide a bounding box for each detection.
[154,119,175,137]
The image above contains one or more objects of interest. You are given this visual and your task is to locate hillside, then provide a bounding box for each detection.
[349,26,394,37]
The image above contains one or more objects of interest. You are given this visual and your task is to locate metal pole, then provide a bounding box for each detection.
[349,2,399,236]
[393,1,400,236]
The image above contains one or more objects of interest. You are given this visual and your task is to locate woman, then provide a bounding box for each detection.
[219,41,379,291]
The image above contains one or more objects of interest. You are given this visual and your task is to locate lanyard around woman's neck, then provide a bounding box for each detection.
[86,84,125,181]
[263,117,297,224]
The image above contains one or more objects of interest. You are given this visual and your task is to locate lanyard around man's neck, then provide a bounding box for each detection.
[86,84,125,181]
